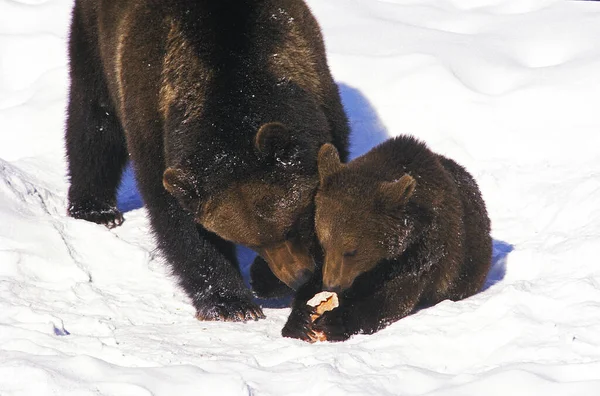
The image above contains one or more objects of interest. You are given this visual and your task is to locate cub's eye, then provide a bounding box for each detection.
[343,249,357,258]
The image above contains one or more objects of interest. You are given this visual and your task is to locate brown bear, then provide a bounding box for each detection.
[282,135,492,341]
[65,0,349,321]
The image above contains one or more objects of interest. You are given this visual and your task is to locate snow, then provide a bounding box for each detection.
[2,0,600,394]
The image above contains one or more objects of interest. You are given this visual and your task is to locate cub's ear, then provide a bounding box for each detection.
[163,167,199,211]
[318,143,344,183]
[255,122,291,155]
[378,174,416,210]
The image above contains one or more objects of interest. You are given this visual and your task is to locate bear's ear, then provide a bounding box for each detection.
[378,174,416,210]
[318,143,344,183]
[255,122,291,155]
[163,167,199,211]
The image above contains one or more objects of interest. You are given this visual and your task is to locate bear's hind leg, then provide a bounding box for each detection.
[65,9,128,228]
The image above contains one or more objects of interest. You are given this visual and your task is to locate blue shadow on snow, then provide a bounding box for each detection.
[484,239,513,290]
[338,83,390,160]
[116,163,144,213]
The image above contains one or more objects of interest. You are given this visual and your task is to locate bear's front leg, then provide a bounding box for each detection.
[142,186,265,322]
[291,273,426,341]
[331,274,425,338]
[282,272,324,341]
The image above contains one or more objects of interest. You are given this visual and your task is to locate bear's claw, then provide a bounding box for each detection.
[68,200,124,229]
[281,304,319,342]
[195,296,265,322]
[283,303,351,342]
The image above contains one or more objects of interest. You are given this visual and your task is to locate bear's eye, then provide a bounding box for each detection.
[343,249,357,258]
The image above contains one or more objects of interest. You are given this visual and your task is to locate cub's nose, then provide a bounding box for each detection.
[321,280,343,295]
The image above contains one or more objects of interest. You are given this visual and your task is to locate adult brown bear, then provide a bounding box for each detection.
[282,136,491,341]
[65,0,349,321]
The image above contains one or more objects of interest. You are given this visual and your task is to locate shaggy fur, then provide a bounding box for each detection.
[282,136,491,341]
[65,0,349,321]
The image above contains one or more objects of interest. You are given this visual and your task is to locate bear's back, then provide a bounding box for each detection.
[436,155,492,298]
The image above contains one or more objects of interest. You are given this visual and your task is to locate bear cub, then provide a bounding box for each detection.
[282,135,492,341]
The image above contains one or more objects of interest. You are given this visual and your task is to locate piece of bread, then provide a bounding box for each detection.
[307,291,339,321]
[305,291,339,342]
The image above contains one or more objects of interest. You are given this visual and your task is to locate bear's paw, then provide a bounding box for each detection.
[68,200,124,229]
[195,294,265,322]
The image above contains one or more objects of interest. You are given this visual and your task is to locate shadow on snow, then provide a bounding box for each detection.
[116,164,144,213]
[484,239,513,290]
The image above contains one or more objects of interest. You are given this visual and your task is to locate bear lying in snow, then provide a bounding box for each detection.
[65,0,349,321]
[282,136,492,341]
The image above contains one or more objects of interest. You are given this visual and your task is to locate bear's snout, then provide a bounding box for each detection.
[258,241,315,290]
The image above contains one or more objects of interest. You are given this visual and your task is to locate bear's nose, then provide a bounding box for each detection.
[322,259,343,292]
[258,241,315,290]
[288,269,312,290]
[322,284,342,295]
[322,274,343,293]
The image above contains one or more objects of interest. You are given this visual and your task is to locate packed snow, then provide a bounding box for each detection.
[2,0,600,394]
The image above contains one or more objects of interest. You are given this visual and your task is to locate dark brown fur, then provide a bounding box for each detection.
[282,136,491,341]
[65,0,349,321]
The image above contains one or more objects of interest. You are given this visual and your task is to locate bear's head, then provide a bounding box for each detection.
[162,122,321,290]
[315,143,421,292]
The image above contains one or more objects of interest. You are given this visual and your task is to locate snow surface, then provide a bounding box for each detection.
[2,0,600,394]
